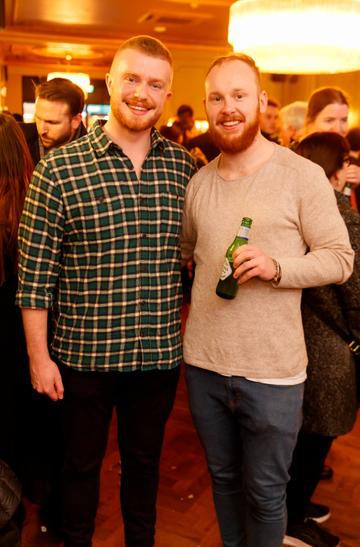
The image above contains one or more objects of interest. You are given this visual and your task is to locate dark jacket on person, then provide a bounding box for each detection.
[0,460,21,528]
[301,191,360,437]
[0,460,21,547]
[186,131,220,162]
[19,121,87,165]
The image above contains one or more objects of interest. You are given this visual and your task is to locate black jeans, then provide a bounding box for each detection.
[58,363,180,547]
[286,430,334,524]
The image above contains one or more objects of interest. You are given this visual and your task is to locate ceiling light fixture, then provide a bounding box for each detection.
[47,72,92,94]
[228,0,360,74]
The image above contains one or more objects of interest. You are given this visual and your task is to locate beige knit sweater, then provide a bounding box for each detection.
[181,145,354,379]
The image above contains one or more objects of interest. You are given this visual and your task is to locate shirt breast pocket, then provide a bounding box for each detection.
[66,192,126,242]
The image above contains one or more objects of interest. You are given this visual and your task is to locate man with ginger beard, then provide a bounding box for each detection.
[17,35,196,547]
[181,54,354,547]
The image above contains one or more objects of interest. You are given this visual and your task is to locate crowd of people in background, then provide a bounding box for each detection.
[0,35,359,547]
[161,87,360,214]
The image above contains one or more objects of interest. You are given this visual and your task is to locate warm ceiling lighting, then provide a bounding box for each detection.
[47,72,92,94]
[228,0,360,74]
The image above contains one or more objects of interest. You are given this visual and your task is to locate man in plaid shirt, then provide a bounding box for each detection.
[17,35,196,547]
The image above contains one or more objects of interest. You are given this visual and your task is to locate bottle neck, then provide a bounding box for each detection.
[237,225,251,240]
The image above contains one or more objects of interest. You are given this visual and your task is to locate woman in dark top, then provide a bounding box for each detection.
[0,113,33,543]
[285,132,360,547]
[0,112,33,467]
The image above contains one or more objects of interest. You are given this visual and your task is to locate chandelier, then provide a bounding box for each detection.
[228,0,360,74]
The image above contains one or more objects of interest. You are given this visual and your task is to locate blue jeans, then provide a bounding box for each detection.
[185,365,303,547]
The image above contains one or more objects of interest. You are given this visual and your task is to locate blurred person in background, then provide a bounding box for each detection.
[176,103,200,146]
[346,127,360,210]
[0,112,33,545]
[279,101,307,148]
[159,121,182,143]
[187,130,220,166]
[260,97,281,143]
[304,86,360,211]
[20,77,87,165]
[18,77,88,539]
[284,132,360,547]
[304,87,348,137]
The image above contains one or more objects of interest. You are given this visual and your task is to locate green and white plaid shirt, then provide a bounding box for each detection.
[17,120,197,372]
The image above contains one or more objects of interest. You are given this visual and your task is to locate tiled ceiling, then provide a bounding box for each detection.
[0,0,234,68]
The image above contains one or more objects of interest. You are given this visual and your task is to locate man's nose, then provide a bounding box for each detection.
[221,98,236,114]
[133,82,147,99]
[38,121,48,134]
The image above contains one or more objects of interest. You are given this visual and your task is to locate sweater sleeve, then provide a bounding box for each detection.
[278,168,354,289]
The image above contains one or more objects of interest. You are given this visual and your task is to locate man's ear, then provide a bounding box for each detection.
[259,90,268,114]
[105,73,112,97]
[71,113,82,131]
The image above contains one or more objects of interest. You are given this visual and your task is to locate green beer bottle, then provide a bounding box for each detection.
[216,217,252,300]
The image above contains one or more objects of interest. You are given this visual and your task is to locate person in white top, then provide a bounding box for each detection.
[181,53,354,547]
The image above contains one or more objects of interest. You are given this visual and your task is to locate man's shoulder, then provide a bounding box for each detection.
[159,137,197,176]
[273,144,325,177]
[46,132,92,162]
[161,137,193,159]
[32,134,93,181]
[186,157,217,193]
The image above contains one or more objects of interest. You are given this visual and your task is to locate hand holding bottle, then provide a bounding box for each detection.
[346,163,360,187]
[233,245,277,285]
[216,217,252,299]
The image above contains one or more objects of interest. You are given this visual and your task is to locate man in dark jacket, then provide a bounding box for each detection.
[20,77,87,165]
[19,77,87,538]
[187,130,220,163]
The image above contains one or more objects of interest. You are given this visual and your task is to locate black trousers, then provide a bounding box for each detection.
[59,363,180,547]
[286,429,334,524]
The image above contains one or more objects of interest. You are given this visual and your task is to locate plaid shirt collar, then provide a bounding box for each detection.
[90,119,166,158]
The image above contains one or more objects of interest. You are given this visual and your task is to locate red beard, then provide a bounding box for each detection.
[209,107,260,154]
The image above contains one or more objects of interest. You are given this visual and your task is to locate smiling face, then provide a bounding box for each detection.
[106,48,172,133]
[205,59,267,154]
[312,102,349,137]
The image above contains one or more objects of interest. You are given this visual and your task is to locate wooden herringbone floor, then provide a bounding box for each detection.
[21,364,360,546]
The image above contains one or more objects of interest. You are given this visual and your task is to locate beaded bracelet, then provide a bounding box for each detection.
[271,258,282,285]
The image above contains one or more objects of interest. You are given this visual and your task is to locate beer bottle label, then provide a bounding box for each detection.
[238,225,250,239]
[220,258,232,280]
[344,183,352,196]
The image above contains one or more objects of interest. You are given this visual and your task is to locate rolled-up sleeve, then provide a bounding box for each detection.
[16,160,64,309]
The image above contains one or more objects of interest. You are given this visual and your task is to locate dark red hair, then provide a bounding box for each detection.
[0,113,33,285]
